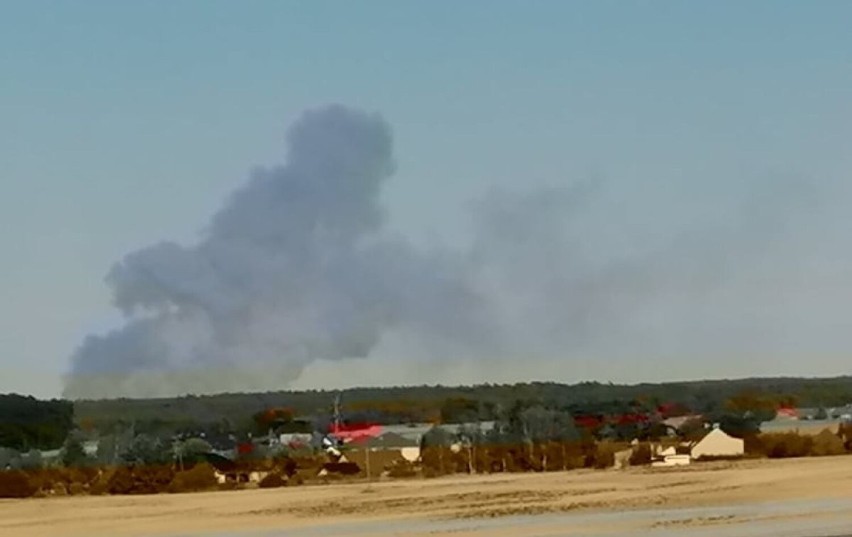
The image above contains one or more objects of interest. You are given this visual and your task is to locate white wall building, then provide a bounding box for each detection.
[690,427,744,459]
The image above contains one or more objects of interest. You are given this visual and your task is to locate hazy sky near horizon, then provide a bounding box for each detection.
[3,1,852,399]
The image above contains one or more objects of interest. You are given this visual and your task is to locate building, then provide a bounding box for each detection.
[776,407,799,420]
[278,433,313,450]
[689,427,744,459]
[662,415,703,434]
[651,454,691,467]
[378,423,435,445]
[760,419,843,436]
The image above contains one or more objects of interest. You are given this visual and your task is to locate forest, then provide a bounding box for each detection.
[68,375,852,436]
[2,375,851,458]
[0,395,74,451]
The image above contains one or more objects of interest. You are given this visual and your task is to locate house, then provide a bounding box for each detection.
[344,431,422,469]
[662,415,703,434]
[278,433,313,450]
[796,408,821,420]
[645,442,692,467]
[651,454,691,467]
[761,418,843,436]
[436,421,497,436]
[658,446,677,457]
[776,407,799,420]
[379,423,435,445]
[689,427,744,459]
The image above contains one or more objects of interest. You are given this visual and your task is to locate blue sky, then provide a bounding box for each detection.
[3,1,852,398]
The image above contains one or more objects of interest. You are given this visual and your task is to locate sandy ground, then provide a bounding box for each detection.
[3,456,852,537]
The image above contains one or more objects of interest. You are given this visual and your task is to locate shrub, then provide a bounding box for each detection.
[590,442,616,469]
[0,470,38,498]
[760,433,812,459]
[217,480,239,491]
[629,443,652,466]
[67,482,87,496]
[62,437,92,468]
[258,473,287,488]
[89,469,114,495]
[811,429,845,457]
[744,434,765,456]
[107,464,175,495]
[387,461,417,478]
[273,456,298,478]
[168,463,218,493]
[106,466,135,495]
[131,465,175,494]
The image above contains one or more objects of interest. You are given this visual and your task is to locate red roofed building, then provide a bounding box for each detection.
[329,422,383,443]
[776,407,799,420]
[236,442,254,455]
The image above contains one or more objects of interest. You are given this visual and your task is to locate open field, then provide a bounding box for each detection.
[4,456,852,537]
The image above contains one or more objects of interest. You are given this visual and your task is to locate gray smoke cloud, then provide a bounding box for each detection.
[64,104,841,399]
[64,105,495,399]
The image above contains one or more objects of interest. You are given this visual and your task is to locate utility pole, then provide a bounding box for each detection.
[365,445,371,482]
[333,392,342,432]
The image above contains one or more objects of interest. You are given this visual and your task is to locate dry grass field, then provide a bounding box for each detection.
[3,456,852,537]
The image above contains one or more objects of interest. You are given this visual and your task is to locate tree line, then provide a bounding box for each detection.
[70,376,852,435]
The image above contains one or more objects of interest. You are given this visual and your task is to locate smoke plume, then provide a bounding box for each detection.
[64,104,839,399]
[63,105,494,398]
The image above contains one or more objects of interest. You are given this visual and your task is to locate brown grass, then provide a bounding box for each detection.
[4,455,852,537]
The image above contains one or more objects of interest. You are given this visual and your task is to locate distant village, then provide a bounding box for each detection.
[15,401,852,483]
[3,389,852,497]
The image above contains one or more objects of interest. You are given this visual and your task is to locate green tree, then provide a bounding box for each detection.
[19,449,42,470]
[178,437,213,467]
[0,448,20,470]
[62,436,92,467]
[0,395,73,451]
[120,434,172,466]
[440,397,481,424]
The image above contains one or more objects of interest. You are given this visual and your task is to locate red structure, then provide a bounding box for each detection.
[328,422,383,443]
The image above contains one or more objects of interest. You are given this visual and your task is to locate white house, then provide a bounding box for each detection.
[651,454,691,467]
[648,443,691,467]
[690,427,744,459]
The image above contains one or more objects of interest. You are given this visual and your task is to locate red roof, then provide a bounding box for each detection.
[574,416,604,428]
[615,413,650,425]
[776,407,798,419]
[329,422,383,442]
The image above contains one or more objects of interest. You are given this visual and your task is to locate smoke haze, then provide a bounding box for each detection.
[63,104,847,399]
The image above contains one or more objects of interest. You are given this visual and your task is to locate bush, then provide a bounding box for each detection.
[273,456,298,477]
[811,429,845,456]
[590,442,616,469]
[62,437,92,468]
[218,480,240,491]
[89,469,114,495]
[0,470,38,498]
[760,433,813,459]
[107,464,175,495]
[106,466,135,495]
[168,462,218,493]
[629,443,652,466]
[387,461,417,478]
[258,473,287,488]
